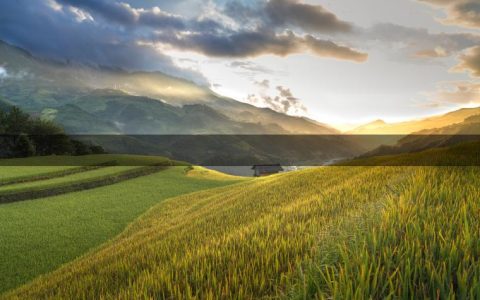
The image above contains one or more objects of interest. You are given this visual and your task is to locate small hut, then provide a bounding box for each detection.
[251,164,283,177]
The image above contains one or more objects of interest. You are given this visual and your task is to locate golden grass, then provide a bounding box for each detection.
[288,167,480,299]
[4,166,415,299]
[185,166,248,181]
[3,147,480,299]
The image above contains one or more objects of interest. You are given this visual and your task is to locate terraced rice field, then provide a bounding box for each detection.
[0,166,139,194]
[0,154,179,167]
[2,166,411,299]
[5,163,480,299]
[1,142,479,299]
[0,160,245,294]
[0,166,78,184]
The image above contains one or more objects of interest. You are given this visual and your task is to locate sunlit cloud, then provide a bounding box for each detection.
[426,81,480,107]
[418,0,480,29]
[453,46,480,77]
[246,80,307,115]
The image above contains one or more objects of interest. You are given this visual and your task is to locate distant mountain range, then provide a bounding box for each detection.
[0,40,363,165]
[2,39,479,164]
[361,114,480,158]
[349,107,480,135]
[0,40,336,135]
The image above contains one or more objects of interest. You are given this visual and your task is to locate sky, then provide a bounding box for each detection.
[0,0,479,127]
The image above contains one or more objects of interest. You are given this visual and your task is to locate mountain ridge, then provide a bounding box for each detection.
[0,40,335,135]
[349,108,480,135]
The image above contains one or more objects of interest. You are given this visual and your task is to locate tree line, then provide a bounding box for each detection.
[0,106,105,158]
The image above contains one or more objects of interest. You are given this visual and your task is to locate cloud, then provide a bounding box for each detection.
[264,0,352,33]
[304,35,367,62]
[415,47,449,58]
[360,23,480,60]
[55,0,138,25]
[0,0,208,84]
[0,0,367,90]
[224,0,353,34]
[155,30,367,61]
[254,79,271,89]
[453,46,480,77]
[418,0,480,29]
[247,83,307,115]
[0,66,6,79]
[229,61,274,74]
[56,0,224,32]
[425,46,480,107]
[0,65,32,81]
[427,81,480,106]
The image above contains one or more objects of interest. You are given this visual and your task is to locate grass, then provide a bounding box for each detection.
[0,166,77,183]
[287,167,480,299]
[0,166,244,294]
[0,154,182,166]
[2,143,480,299]
[341,140,480,166]
[0,166,138,194]
[3,166,415,299]
[185,166,245,181]
[0,153,183,185]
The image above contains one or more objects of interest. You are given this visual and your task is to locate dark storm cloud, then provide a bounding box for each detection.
[56,0,223,32]
[418,0,480,28]
[303,35,367,62]
[265,0,352,33]
[155,30,367,61]
[0,0,367,82]
[0,0,207,83]
[224,0,353,33]
[56,0,139,25]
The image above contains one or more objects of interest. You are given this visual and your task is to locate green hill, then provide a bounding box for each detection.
[3,142,479,299]
[0,40,335,135]
[0,160,245,294]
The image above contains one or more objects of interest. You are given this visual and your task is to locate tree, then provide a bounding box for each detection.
[29,119,72,155]
[11,134,35,157]
[4,106,31,134]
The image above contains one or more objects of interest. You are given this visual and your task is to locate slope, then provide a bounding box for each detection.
[349,107,480,135]
[0,40,335,135]
[0,164,244,294]
[4,142,479,299]
[361,114,480,158]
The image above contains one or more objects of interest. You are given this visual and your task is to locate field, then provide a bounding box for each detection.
[1,143,479,299]
[0,161,245,293]
[0,154,182,166]
[0,166,77,184]
[0,166,138,194]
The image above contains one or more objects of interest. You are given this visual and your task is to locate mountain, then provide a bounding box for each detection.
[0,40,335,135]
[0,40,360,164]
[348,119,387,134]
[349,108,480,135]
[0,96,13,111]
[361,114,480,157]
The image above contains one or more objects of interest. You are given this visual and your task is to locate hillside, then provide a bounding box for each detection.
[3,142,479,299]
[361,114,480,158]
[349,107,480,135]
[0,159,245,293]
[0,40,335,135]
[0,40,359,164]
